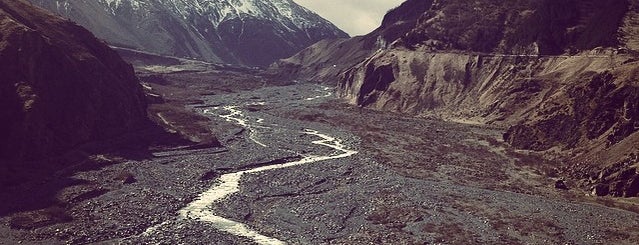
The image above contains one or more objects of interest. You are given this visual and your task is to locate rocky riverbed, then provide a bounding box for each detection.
[1,66,639,244]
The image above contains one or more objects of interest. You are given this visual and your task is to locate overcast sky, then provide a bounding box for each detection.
[293,0,405,36]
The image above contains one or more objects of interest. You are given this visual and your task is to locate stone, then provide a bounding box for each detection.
[555,179,568,190]
[592,184,610,196]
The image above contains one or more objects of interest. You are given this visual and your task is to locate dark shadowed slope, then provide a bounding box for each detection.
[0,0,148,161]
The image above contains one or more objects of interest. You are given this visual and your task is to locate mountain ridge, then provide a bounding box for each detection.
[28,0,348,66]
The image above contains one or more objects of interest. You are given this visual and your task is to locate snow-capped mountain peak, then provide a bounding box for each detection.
[31,0,348,66]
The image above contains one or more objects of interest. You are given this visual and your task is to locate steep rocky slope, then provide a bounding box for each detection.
[282,0,639,197]
[28,0,348,67]
[271,0,432,82]
[0,0,148,161]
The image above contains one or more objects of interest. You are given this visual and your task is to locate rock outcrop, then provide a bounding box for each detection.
[28,0,348,67]
[503,69,639,151]
[282,0,639,197]
[0,0,148,161]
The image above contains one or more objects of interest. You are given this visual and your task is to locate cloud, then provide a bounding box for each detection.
[293,0,405,36]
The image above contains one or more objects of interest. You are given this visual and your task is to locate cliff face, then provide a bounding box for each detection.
[0,0,148,161]
[339,47,639,150]
[282,0,639,196]
[504,69,639,151]
[337,0,639,151]
[337,0,637,126]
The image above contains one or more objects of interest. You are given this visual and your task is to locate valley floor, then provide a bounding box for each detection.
[1,68,639,244]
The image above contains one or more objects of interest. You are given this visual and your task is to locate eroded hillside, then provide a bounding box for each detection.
[281,0,639,197]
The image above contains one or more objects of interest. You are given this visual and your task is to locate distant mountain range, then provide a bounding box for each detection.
[28,0,348,66]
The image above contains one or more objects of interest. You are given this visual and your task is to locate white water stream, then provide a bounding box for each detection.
[177,105,358,244]
[178,130,357,244]
[207,106,269,147]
